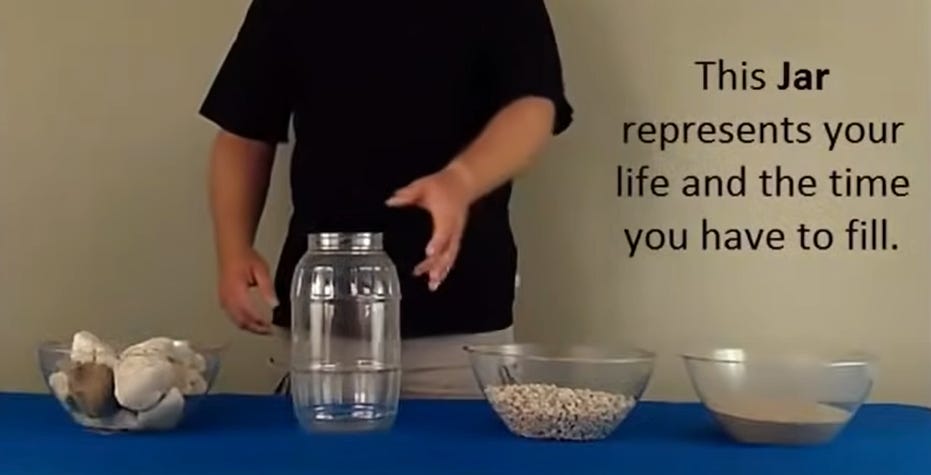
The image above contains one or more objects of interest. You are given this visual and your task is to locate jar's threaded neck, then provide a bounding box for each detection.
[308,232,383,251]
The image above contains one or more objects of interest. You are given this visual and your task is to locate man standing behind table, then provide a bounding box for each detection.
[198,0,574,398]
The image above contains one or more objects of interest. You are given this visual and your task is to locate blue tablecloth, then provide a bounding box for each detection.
[1,393,929,474]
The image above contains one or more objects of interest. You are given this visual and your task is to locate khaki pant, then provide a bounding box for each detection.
[274,326,514,399]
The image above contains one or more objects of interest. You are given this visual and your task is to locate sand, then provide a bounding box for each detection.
[708,398,851,445]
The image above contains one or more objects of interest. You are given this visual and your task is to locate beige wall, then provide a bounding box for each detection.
[0,0,289,393]
[2,1,929,404]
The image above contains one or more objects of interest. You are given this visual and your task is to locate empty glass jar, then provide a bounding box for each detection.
[290,232,401,433]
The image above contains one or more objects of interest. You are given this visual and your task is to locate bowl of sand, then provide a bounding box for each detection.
[682,348,875,446]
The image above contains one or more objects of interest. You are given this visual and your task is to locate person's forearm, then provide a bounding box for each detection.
[208,131,275,265]
[446,97,557,202]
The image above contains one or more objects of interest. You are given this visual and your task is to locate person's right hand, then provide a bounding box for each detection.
[217,249,279,334]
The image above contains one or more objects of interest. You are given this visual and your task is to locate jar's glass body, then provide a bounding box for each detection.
[290,232,401,433]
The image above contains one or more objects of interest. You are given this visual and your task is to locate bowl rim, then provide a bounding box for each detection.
[37,339,229,355]
[679,347,877,368]
[463,343,655,364]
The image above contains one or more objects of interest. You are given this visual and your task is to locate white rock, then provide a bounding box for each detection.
[113,410,141,430]
[70,331,118,368]
[168,340,198,365]
[124,338,206,365]
[73,409,139,431]
[107,409,140,431]
[48,371,71,403]
[180,369,208,395]
[160,354,207,395]
[137,388,185,430]
[114,355,175,411]
[120,337,175,359]
[72,412,105,430]
[191,353,207,373]
[169,342,210,377]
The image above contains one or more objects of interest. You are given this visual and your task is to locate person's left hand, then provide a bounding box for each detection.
[386,163,476,291]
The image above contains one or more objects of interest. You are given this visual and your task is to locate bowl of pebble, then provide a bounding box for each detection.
[682,348,875,445]
[465,343,655,441]
[38,331,224,432]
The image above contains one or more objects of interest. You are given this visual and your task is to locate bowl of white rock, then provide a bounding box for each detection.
[38,331,224,432]
[465,343,655,442]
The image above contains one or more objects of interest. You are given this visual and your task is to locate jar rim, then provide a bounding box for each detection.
[308,232,383,251]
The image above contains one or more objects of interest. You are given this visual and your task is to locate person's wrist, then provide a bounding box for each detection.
[217,241,255,268]
[444,160,481,203]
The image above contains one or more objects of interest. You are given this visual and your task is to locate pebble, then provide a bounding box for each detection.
[484,383,635,441]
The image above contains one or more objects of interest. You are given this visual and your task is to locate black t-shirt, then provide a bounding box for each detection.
[199,0,573,338]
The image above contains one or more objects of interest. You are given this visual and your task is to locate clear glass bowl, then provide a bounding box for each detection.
[465,343,655,441]
[38,339,224,433]
[682,348,876,445]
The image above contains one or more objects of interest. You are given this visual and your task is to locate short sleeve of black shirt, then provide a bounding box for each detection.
[483,0,574,135]
[199,0,292,144]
